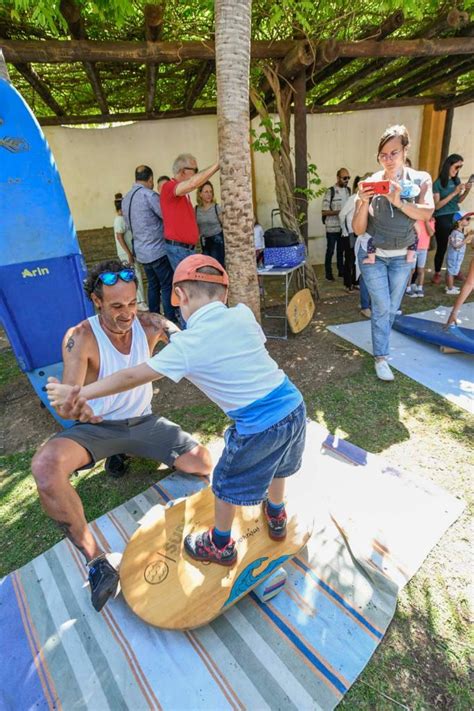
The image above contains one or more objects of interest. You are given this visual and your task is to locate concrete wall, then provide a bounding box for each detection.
[44,102,474,263]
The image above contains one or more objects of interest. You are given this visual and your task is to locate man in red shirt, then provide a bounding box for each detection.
[160,154,219,270]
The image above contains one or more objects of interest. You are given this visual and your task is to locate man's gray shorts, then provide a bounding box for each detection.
[52,414,198,468]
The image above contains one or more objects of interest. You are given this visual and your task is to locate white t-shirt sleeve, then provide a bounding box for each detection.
[254,224,265,250]
[147,336,189,383]
[114,215,126,235]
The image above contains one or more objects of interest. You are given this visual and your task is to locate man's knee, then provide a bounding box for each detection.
[175,444,212,476]
[31,443,73,493]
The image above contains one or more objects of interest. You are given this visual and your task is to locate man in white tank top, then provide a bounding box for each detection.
[31,260,211,612]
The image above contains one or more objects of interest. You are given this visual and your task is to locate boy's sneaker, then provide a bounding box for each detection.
[415,287,424,298]
[446,287,460,295]
[406,287,417,297]
[184,529,237,566]
[88,555,120,612]
[105,454,130,479]
[263,500,287,541]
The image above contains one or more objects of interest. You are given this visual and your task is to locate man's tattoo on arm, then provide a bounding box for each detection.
[66,337,75,352]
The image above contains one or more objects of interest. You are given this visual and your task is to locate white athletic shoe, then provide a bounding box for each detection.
[415,287,424,298]
[445,287,460,295]
[375,359,394,381]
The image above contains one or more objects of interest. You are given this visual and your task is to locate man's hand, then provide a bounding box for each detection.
[46,377,102,423]
[139,312,180,343]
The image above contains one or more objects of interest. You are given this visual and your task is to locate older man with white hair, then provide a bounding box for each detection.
[160,153,219,270]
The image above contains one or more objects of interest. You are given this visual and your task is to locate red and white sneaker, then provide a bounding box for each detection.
[184,529,237,566]
[263,501,288,540]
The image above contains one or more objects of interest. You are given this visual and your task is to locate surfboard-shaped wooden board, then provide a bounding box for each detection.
[287,288,315,334]
[120,486,313,630]
[0,70,93,427]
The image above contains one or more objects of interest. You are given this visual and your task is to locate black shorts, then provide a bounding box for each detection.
[52,414,198,468]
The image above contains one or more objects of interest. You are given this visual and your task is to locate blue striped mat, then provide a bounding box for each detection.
[0,422,463,710]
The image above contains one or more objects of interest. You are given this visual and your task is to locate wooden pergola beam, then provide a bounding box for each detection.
[38,107,217,125]
[13,63,65,116]
[307,11,405,92]
[1,37,473,64]
[435,87,474,109]
[378,56,474,101]
[145,3,165,115]
[406,59,474,97]
[184,60,214,112]
[308,96,436,113]
[311,13,455,105]
[59,0,108,114]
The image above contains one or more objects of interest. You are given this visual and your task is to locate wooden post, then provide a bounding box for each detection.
[417,104,446,176]
[294,70,308,244]
[439,106,454,172]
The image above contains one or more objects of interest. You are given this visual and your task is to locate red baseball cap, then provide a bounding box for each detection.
[171,254,229,306]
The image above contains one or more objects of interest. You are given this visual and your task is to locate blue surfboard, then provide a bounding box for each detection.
[0,75,93,426]
[393,315,474,355]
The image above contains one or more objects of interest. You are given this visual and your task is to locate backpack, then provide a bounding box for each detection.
[322,185,350,224]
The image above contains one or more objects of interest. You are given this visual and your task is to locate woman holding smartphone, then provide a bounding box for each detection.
[352,125,434,381]
[432,154,472,284]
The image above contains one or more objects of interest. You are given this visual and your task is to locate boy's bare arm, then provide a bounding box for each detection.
[47,363,162,408]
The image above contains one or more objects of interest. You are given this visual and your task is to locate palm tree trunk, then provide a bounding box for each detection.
[215,0,260,319]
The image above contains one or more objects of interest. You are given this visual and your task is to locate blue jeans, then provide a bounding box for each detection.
[202,234,225,267]
[359,276,370,310]
[358,248,412,357]
[165,243,195,271]
[142,255,175,321]
[212,402,306,506]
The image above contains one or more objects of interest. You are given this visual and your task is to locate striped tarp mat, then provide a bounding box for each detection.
[0,422,463,710]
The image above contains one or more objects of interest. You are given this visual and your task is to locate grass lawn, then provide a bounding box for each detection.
[0,260,472,709]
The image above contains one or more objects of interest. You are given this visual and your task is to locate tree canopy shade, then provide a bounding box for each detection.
[1,0,473,124]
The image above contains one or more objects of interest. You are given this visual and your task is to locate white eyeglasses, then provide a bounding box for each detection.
[379,148,403,162]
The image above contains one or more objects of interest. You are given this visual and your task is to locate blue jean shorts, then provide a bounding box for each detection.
[212,401,306,506]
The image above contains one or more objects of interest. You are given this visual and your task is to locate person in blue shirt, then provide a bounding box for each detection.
[432,154,472,284]
[47,255,306,567]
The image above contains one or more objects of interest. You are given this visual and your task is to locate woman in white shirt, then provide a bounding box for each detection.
[352,125,434,381]
[113,193,147,310]
[339,174,372,315]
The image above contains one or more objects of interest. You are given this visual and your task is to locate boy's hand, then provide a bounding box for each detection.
[46,378,74,407]
[46,377,102,423]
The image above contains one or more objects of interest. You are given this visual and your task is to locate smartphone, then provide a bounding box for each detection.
[360,180,390,194]
[468,174,474,184]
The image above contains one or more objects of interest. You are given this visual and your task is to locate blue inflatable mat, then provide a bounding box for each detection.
[392,315,474,355]
[0,75,93,426]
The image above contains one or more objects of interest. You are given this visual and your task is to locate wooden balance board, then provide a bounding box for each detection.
[286,288,315,334]
[120,486,313,630]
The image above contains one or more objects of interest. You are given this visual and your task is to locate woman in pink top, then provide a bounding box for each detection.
[405,217,435,297]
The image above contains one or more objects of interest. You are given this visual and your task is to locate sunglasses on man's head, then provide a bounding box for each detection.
[95,268,135,288]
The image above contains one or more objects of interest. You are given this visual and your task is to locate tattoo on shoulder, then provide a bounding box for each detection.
[66,337,75,352]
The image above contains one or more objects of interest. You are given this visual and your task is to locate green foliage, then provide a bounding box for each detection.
[250,116,282,153]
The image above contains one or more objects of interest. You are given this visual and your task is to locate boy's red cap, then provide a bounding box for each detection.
[171,254,229,306]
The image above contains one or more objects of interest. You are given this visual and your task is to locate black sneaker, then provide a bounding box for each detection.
[325,274,335,281]
[184,529,237,566]
[105,454,130,479]
[88,555,119,612]
[263,501,287,540]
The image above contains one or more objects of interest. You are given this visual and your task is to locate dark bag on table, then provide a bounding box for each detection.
[263,227,299,248]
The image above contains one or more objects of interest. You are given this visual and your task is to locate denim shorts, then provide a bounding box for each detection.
[212,401,306,506]
[415,249,428,268]
[446,248,465,276]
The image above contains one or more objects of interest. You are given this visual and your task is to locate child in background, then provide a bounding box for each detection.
[406,217,435,298]
[47,255,306,567]
[446,211,473,295]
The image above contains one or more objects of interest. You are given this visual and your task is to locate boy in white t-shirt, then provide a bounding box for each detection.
[47,255,306,567]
